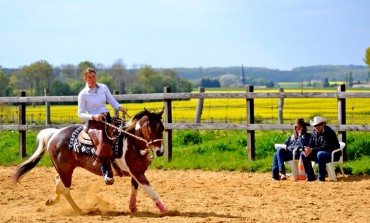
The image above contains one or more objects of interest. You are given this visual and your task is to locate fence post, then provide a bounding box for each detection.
[246,85,255,160]
[19,91,26,158]
[195,87,205,123]
[114,90,120,117]
[337,84,347,160]
[163,87,172,161]
[278,88,284,124]
[45,88,50,125]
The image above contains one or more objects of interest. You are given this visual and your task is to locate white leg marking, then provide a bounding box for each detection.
[140,184,160,202]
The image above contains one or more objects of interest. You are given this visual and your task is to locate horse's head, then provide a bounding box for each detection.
[127,108,165,157]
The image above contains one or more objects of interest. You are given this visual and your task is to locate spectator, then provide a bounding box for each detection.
[301,116,340,182]
[272,118,311,180]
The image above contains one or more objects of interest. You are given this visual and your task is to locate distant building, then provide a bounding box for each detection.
[240,64,247,85]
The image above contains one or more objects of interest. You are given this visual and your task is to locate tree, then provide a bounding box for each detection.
[200,78,220,88]
[97,71,114,91]
[136,65,162,93]
[77,61,95,79]
[219,74,239,88]
[60,64,76,82]
[109,59,128,93]
[50,80,72,96]
[364,47,370,67]
[0,66,10,96]
[21,60,54,95]
[161,69,192,92]
[323,77,330,87]
[364,47,370,81]
[346,72,353,87]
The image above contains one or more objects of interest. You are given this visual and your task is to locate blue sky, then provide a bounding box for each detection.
[1,0,369,70]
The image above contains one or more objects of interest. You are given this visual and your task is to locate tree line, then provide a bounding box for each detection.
[0,60,192,97]
[1,47,369,97]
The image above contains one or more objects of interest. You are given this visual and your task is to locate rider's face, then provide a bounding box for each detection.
[85,73,97,88]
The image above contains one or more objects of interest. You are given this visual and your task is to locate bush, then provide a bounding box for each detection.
[174,130,202,146]
[346,132,370,159]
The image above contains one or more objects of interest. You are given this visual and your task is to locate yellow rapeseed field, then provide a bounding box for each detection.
[1,88,369,124]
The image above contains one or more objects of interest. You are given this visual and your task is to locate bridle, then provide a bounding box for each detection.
[102,119,163,156]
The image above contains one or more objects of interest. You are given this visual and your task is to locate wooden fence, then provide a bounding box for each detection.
[1,85,370,161]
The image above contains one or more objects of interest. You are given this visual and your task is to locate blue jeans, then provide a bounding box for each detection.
[300,151,340,181]
[272,148,299,179]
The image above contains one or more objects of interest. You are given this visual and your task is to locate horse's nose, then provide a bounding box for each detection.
[155,145,165,157]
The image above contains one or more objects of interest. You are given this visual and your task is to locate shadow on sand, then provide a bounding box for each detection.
[85,209,244,220]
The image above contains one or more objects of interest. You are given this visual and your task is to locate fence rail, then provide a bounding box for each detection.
[1,85,370,161]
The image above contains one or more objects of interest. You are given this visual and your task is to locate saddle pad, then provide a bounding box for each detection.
[68,126,123,158]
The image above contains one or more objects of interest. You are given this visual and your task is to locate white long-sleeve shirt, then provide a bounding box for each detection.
[77,83,121,120]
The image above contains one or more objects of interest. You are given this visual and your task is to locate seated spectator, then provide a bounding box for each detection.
[301,116,340,182]
[272,118,311,180]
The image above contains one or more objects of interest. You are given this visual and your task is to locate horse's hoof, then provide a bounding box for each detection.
[129,207,138,213]
[75,209,85,215]
[45,199,53,206]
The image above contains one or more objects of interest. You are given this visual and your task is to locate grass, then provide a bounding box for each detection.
[2,129,369,176]
[1,87,370,175]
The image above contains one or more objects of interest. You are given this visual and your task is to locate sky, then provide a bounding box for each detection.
[0,0,369,71]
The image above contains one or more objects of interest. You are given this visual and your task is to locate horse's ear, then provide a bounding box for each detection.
[159,107,164,117]
[144,108,150,116]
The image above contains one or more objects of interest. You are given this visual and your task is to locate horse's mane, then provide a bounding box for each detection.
[125,111,146,132]
[124,109,162,132]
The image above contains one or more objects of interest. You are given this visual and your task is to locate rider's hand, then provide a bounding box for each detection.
[119,107,127,117]
[92,114,102,121]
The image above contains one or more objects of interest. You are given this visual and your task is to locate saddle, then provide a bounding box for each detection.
[77,130,93,145]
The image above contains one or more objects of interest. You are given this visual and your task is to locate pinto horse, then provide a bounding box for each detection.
[12,108,167,214]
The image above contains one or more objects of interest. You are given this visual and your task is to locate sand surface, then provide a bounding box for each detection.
[1,166,369,223]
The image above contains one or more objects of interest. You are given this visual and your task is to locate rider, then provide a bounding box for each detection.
[77,68,126,185]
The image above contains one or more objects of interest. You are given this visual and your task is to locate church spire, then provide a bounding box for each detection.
[240,64,246,85]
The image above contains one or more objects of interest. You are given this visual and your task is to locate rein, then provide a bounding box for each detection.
[104,119,124,141]
[102,120,163,156]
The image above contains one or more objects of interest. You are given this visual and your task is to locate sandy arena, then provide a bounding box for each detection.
[1,166,369,223]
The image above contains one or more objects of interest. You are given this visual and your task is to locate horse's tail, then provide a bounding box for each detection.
[12,128,59,183]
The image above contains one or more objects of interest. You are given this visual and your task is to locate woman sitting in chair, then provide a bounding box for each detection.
[272,118,311,180]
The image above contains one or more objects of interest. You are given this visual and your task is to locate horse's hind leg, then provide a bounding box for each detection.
[46,174,62,206]
[46,174,83,214]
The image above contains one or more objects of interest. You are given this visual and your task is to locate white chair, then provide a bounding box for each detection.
[312,142,346,181]
[274,144,299,180]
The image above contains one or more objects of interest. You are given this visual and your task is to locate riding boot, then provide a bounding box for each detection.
[100,157,114,185]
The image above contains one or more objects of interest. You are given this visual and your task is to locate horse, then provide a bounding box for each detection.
[12,108,167,214]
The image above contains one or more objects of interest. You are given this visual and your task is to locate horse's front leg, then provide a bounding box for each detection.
[129,178,139,213]
[134,174,167,213]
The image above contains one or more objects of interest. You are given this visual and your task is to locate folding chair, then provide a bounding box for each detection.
[274,144,299,180]
[312,142,346,181]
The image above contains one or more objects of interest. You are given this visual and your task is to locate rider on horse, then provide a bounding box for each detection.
[77,68,126,185]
